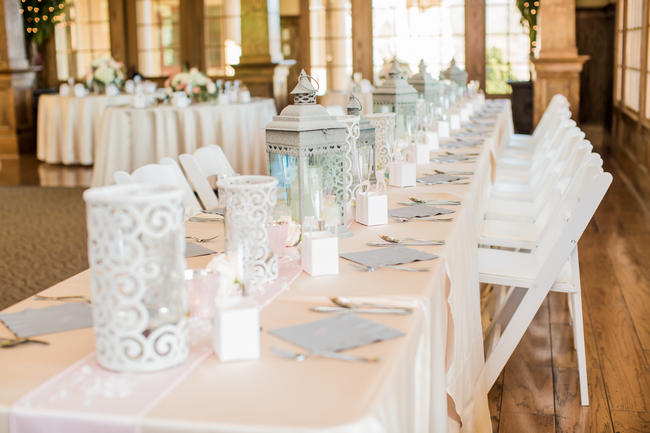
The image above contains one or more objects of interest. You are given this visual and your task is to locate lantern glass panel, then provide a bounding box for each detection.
[269,152,298,219]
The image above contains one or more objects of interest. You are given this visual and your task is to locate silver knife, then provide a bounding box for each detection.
[366,241,445,247]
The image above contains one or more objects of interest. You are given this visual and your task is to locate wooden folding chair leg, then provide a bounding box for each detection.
[568,247,589,405]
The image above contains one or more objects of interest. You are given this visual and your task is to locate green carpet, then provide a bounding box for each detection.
[0,186,88,310]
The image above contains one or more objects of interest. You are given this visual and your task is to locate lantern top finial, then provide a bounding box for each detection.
[418,59,427,74]
[290,70,318,104]
[387,61,402,79]
[346,93,362,115]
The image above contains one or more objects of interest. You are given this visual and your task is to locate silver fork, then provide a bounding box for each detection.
[391,216,454,223]
[185,234,219,243]
[34,294,91,303]
[271,346,380,363]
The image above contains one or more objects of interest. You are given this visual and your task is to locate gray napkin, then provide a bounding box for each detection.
[431,154,476,163]
[269,313,404,353]
[185,242,218,258]
[417,174,467,185]
[0,303,93,338]
[388,204,455,218]
[340,245,438,268]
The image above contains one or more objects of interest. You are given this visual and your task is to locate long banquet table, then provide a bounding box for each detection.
[37,94,134,166]
[90,98,277,187]
[1,100,512,433]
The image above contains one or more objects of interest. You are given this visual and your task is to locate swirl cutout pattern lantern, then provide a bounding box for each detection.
[83,184,188,372]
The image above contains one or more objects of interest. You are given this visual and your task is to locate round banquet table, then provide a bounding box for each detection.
[90,98,277,187]
[37,94,134,165]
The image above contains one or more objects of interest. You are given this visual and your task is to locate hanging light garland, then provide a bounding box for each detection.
[517,0,539,56]
[19,0,67,45]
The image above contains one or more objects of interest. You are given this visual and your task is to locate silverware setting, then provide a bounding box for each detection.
[189,216,222,222]
[365,235,444,247]
[310,306,412,315]
[199,208,225,215]
[403,197,461,205]
[330,296,413,313]
[0,337,50,348]
[33,294,91,303]
[432,169,474,176]
[271,346,380,363]
[390,216,454,223]
[348,262,430,272]
[185,234,219,243]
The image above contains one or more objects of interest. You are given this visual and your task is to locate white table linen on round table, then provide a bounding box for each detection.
[37,94,133,165]
[1,100,512,433]
[90,98,277,187]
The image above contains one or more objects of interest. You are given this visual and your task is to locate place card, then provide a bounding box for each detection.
[0,303,93,338]
[437,121,450,138]
[407,143,430,164]
[355,190,388,226]
[269,313,404,353]
[388,161,416,187]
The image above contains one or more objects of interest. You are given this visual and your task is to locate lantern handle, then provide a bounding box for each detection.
[305,74,320,93]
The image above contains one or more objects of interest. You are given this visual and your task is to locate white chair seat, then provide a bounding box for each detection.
[479,219,540,249]
[478,248,539,287]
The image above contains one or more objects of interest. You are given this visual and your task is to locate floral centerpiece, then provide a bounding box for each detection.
[164,68,217,103]
[84,56,126,93]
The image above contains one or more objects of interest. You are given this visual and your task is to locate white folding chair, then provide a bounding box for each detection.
[479,167,612,406]
[506,94,570,150]
[179,145,235,210]
[112,159,201,220]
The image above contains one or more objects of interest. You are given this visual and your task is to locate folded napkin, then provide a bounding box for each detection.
[0,303,93,338]
[185,242,218,258]
[417,174,467,185]
[269,313,404,353]
[388,204,455,219]
[340,245,438,269]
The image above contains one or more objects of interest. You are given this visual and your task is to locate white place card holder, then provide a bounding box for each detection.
[450,114,461,131]
[213,297,260,362]
[355,187,388,226]
[408,143,430,165]
[388,161,416,187]
[437,121,450,139]
[425,131,439,150]
[460,106,472,122]
[302,231,339,276]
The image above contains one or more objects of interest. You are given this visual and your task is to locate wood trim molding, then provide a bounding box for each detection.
[351,0,373,81]
[298,0,310,74]
[465,0,486,91]
[108,0,128,65]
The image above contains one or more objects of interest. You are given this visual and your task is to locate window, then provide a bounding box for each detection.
[309,0,353,94]
[485,0,532,94]
[136,0,181,77]
[204,0,241,77]
[646,5,650,119]
[54,0,111,80]
[372,0,465,83]
[615,0,624,104]
[623,0,644,112]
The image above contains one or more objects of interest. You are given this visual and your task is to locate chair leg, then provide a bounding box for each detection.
[569,247,589,406]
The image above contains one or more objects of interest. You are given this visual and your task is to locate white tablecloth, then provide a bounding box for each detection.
[1,100,512,433]
[91,98,277,186]
[37,94,133,165]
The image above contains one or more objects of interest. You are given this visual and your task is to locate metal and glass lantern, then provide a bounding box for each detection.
[346,94,376,185]
[372,60,418,154]
[409,59,441,104]
[266,70,348,233]
[440,58,468,87]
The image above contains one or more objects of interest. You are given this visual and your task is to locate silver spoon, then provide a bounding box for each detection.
[408,196,461,205]
[379,235,445,245]
[185,234,219,243]
[34,294,91,303]
[0,337,50,348]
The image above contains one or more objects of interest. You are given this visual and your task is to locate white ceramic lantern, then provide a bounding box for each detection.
[84,184,188,372]
[409,59,441,104]
[266,70,348,234]
[440,58,468,87]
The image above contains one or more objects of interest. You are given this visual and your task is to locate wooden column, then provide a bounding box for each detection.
[352,0,373,81]
[233,0,294,111]
[180,0,205,70]
[0,0,37,156]
[465,0,486,91]
[531,0,589,124]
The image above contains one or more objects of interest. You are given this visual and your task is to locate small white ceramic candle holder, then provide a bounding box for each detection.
[301,231,339,276]
[450,114,461,131]
[355,189,388,226]
[437,121,450,138]
[408,143,430,165]
[388,161,416,187]
[213,297,260,362]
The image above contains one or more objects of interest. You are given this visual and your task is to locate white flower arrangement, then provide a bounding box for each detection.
[164,68,216,102]
[85,56,125,90]
[206,254,243,298]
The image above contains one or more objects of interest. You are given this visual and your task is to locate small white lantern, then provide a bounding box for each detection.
[409,59,441,104]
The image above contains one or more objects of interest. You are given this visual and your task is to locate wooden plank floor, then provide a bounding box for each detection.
[488,164,650,433]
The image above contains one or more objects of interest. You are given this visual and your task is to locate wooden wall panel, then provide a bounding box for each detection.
[351,0,373,81]
[465,0,486,91]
